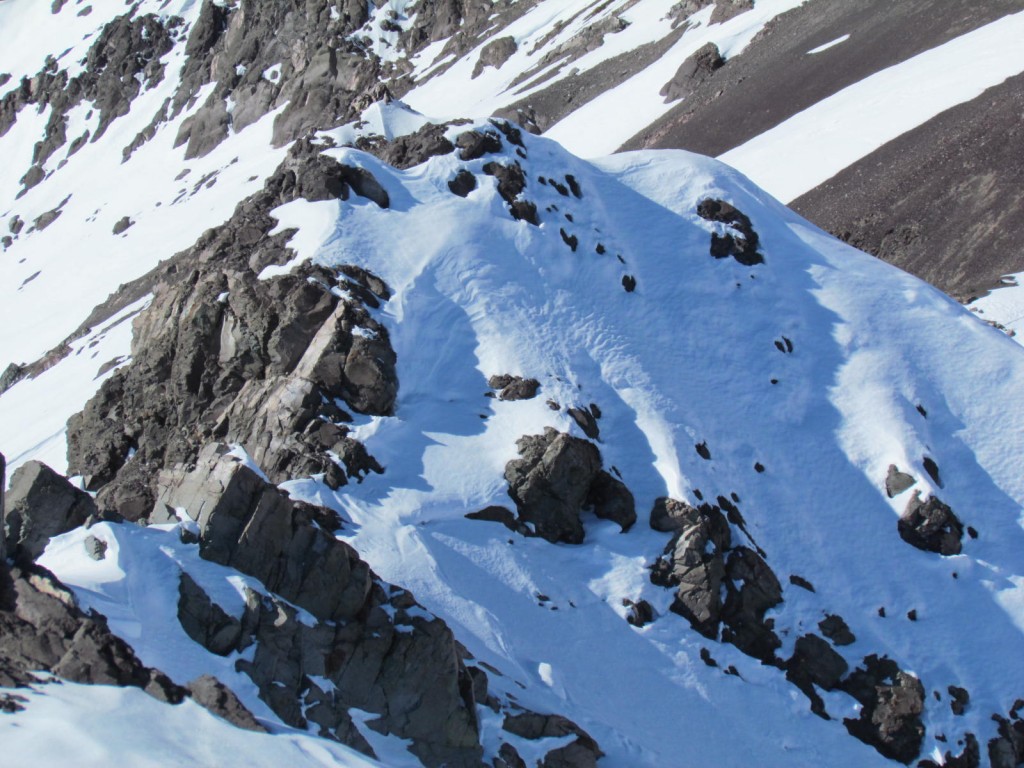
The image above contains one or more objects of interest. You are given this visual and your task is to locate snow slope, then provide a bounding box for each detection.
[1,1,1024,765]
[79,124,1015,765]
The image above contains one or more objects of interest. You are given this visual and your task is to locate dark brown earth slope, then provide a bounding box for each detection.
[620,0,1023,157]
[791,72,1024,300]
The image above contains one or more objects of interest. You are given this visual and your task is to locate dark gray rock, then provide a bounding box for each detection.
[625,599,654,627]
[4,461,97,561]
[585,470,636,531]
[456,129,503,161]
[0,561,184,702]
[885,464,916,497]
[661,42,724,102]
[473,36,518,78]
[696,198,764,266]
[448,169,477,197]
[186,674,266,732]
[785,633,849,717]
[720,546,783,662]
[504,429,601,544]
[650,502,731,638]
[898,492,964,555]
[158,444,371,624]
[488,374,540,401]
[112,216,134,235]
[842,655,925,764]
[948,685,969,716]
[177,570,244,656]
[502,711,603,768]
[650,496,700,532]
[483,160,538,225]
[819,613,856,646]
[83,535,107,561]
[355,122,455,170]
[568,406,599,439]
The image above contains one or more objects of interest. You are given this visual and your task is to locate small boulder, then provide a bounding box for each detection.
[660,42,724,102]
[456,130,502,161]
[885,464,916,497]
[112,216,134,235]
[448,169,477,197]
[819,614,856,646]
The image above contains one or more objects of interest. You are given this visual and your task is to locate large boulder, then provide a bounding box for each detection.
[504,429,602,544]
[502,711,603,768]
[4,461,97,560]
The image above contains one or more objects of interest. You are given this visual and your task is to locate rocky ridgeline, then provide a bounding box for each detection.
[66,138,397,520]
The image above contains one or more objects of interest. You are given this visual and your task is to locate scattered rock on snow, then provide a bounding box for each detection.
[885,464,916,497]
[898,492,964,555]
[488,374,540,401]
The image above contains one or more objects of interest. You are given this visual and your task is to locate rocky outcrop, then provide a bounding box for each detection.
[898,492,964,555]
[158,444,373,623]
[696,198,764,266]
[160,441,600,766]
[1,10,179,187]
[0,452,5,562]
[502,712,604,768]
[650,498,782,661]
[0,561,182,699]
[4,461,97,561]
[841,655,925,764]
[503,428,634,543]
[66,141,395,517]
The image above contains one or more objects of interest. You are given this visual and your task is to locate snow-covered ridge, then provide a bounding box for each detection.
[1,0,1024,765]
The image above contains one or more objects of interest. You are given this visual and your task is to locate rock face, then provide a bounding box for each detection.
[160,441,531,766]
[4,461,97,560]
[898,492,964,555]
[66,141,395,518]
[504,428,633,543]
[785,633,849,718]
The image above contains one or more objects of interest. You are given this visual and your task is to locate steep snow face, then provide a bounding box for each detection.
[239,127,1024,764]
